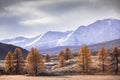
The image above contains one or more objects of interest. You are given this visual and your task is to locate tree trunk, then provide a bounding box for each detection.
[83,55,85,74]
[115,54,118,75]
[103,59,104,72]
[86,58,88,74]
[102,53,104,73]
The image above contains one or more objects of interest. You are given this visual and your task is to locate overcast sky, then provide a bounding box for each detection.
[0,0,120,40]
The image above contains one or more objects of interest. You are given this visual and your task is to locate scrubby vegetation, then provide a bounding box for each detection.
[0,46,120,76]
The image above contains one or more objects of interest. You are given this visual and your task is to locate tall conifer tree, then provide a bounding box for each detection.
[4,51,14,74]
[26,48,44,76]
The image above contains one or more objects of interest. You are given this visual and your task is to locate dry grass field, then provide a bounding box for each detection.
[0,75,120,80]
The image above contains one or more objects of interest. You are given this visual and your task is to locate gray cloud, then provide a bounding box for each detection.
[0,0,120,40]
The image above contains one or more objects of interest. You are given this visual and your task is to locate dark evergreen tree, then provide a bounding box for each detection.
[64,48,73,60]
[45,54,51,62]
[110,47,120,75]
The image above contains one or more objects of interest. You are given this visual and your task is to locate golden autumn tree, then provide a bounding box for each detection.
[45,54,51,62]
[58,55,66,68]
[13,48,24,74]
[26,48,44,76]
[4,51,14,74]
[57,51,65,60]
[57,51,66,67]
[76,45,92,74]
[110,47,120,75]
[97,47,109,73]
[64,48,73,60]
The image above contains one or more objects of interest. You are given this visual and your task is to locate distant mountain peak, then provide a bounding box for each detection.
[0,18,120,50]
[14,36,28,40]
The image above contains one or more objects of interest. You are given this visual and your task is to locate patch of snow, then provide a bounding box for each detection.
[24,33,44,47]
[8,40,25,44]
[56,31,74,46]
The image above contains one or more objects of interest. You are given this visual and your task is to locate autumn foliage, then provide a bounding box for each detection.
[57,51,64,60]
[97,47,110,72]
[25,48,44,76]
[58,48,73,61]
[58,51,66,67]
[4,51,14,74]
[58,55,66,68]
[76,46,92,74]
[2,45,120,75]
[13,48,24,74]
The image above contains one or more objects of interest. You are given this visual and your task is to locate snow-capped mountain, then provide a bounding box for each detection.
[24,31,72,49]
[57,18,120,46]
[0,18,120,50]
[0,31,72,50]
[1,37,28,44]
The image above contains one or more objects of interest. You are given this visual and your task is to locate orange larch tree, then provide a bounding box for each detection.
[4,51,14,74]
[13,48,24,74]
[58,55,66,68]
[97,47,110,73]
[25,48,44,76]
[76,45,92,74]
[57,51,65,60]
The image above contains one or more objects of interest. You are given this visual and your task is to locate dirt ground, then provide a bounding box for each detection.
[0,75,120,80]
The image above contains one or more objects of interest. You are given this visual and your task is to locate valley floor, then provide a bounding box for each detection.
[0,75,120,80]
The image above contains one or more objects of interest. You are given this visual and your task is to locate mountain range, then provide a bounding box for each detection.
[39,38,120,55]
[0,18,120,53]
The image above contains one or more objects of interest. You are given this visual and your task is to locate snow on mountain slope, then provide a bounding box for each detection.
[24,31,72,49]
[56,31,75,46]
[1,37,28,45]
[58,18,120,46]
[0,31,72,50]
[0,18,120,50]
[0,35,42,49]
[24,34,44,48]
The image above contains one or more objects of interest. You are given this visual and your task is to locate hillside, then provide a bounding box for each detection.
[0,43,28,60]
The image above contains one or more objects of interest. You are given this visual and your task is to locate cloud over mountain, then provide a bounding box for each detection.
[0,0,120,40]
